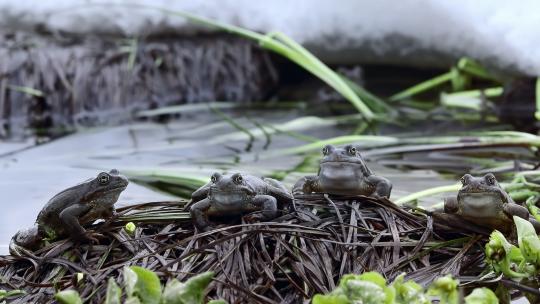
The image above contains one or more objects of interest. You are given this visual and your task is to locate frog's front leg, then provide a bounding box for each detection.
[443,196,459,213]
[59,204,96,242]
[264,178,293,203]
[366,175,392,198]
[245,195,278,221]
[190,198,213,231]
[503,203,529,220]
[292,175,321,196]
[191,184,211,204]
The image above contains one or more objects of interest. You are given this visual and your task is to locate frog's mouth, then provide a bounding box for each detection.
[209,188,253,205]
[102,184,128,193]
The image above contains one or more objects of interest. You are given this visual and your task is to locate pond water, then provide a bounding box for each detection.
[0,109,452,254]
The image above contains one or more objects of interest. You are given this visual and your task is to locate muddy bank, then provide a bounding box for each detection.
[0,32,277,138]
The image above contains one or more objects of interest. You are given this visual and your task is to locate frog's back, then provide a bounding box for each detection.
[247,175,272,193]
[36,185,87,228]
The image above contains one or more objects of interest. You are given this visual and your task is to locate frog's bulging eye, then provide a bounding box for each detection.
[233,174,243,184]
[485,173,496,185]
[348,146,357,155]
[98,173,110,185]
[210,172,221,183]
[461,174,472,185]
[322,145,334,155]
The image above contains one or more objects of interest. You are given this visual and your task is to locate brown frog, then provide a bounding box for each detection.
[10,169,128,256]
[189,172,293,231]
[293,144,392,198]
[443,173,538,234]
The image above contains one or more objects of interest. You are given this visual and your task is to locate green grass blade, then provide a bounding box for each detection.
[85,3,382,120]
[389,72,452,102]
[265,32,375,118]
[7,85,44,97]
[457,57,501,82]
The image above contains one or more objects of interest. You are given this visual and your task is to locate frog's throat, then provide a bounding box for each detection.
[102,184,128,193]
[458,192,506,207]
[320,160,365,165]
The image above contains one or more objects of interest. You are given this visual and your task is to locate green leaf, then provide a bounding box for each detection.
[356,272,387,288]
[207,300,228,304]
[105,277,122,304]
[392,274,430,304]
[427,275,459,304]
[161,272,214,304]
[54,290,83,304]
[0,290,25,301]
[311,293,350,304]
[464,287,499,304]
[514,216,540,267]
[126,297,143,304]
[128,266,162,304]
[485,230,526,278]
[526,197,540,222]
[124,266,138,297]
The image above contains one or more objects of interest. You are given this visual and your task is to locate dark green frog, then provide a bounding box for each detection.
[10,169,128,256]
[444,173,534,234]
[293,144,392,198]
[189,172,292,231]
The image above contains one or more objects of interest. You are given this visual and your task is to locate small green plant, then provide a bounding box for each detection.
[311,272,496,304]
[54,267,223,304]
[463,288,499,304]
[485,216,540,279]
[124,222,137,235]
[0,289,25,302]
[484,216,540,303]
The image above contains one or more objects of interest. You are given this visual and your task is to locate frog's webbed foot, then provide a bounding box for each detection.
[292,175,319,196]
[247,195,278,221]
[366,175,392,199]
[189,198,213,231]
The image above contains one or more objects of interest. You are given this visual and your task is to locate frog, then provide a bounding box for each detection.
[443,173,535,234]
[9,169,129,256]
[293,144,392,198]
[189,172,293,231]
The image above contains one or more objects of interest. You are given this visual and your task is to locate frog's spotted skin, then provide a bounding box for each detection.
[189,172,292,231]
[9,169,128,256]
[443,173,532,233]
[293,144,392,198]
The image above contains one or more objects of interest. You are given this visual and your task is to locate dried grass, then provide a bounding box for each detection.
[0,196,484,303]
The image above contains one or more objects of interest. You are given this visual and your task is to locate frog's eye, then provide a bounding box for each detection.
[232,173,243,184]
[322,145,334,155]
[484,173,496,185]
[98,173,110,185]
[461,174,472,185]
[210,172,221,183]
[348,146,357,155]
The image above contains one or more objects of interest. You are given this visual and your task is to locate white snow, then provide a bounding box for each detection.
[0,1,539,72]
